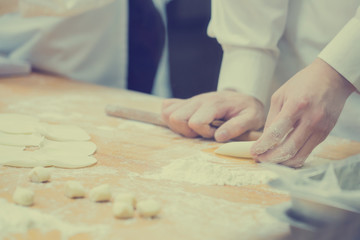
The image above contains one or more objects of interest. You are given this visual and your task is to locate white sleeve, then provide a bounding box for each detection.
[208,0,289,104]
[318,6,360,91]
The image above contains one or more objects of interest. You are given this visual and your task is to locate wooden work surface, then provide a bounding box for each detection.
[0,73,358,240]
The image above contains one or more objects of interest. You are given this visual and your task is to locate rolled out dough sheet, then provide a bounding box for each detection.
[41,139,97,156]
[0,132,44,147]
[0,113,39,134]
[215,141,255,159]
[37,123,91,141]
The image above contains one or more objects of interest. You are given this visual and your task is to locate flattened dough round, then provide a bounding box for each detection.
[0,132,43,147]
[37,123,90,141]
[0,113,39,134]
[41,139,97,156]
[215,141,255,159]
[0,151,50,168]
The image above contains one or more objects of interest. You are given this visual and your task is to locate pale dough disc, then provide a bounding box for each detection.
[0,113,39,134]
[41,139,97,156]
[0,132,43,147]
[37,123,91,141]
[44,154,98,168]
[215,141,255,159]
[1,151,50,168]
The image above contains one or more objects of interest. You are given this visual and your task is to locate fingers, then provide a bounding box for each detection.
[254,119,312,164]
[280,133,327,168]
[162,100,201,138]
[254,118,327,168]
[214,110,263,142]
[251,99,309,155]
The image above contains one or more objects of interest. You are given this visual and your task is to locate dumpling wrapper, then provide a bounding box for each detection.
[0,151,50,168]
[46,155,97,169]
[41,139,97,156]
[0,132,43,147]
[0,113,39,134]
[37,123,91,141]
[215,141,255,159]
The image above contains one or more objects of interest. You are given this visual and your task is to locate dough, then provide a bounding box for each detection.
[215,141,255,159]
[0,113,39,134]
[114,193,136,208]
[0,132,43,147]
[64,181,86,198]
[89,184,111,202]
[1,151,50,168]
[41,139,97,156]
[137,199,161,218]
[28,166,51,183]
[0,113,97,169]
[37,123,91,141]
[113,202,134,219]
[12,187,34,206]
[45,154,97,169]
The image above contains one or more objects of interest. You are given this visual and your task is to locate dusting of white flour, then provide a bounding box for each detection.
[0,198,108,240]
[143,152,278,186]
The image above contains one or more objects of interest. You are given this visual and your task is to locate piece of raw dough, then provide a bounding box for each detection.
[89,184,111,202]
[65,181,86,198]
[45,154,97,169]
[0,132,43,147]
[0,113,39,134]
[114,193,136,208]
[137,199,161,218]
[37,123,91,141]
[41,139,97,156]
[28,166,51,183]
[215,141,255,159]
[13,187,34,206]
[1,151,50,168]
[113,202,134,219]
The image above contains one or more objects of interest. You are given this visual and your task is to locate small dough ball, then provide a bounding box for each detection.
[65,181,86,198]
[113,202,134,219]
[28,166,51,183]
[114,193,136,208]
[89,184,111,202]
[137,199,161,218]
[13,187,34,206]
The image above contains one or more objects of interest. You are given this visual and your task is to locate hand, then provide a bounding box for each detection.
[161,90,265,142]
[251,58,356,168]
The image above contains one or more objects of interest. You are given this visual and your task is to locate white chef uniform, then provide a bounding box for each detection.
[208,0,360,141]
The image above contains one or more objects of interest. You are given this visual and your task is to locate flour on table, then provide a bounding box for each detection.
[144,152,278,186]
[0,198,108,240]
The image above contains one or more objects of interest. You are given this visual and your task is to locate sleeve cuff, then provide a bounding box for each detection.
[318,9,360,91]
[217,46,277,104]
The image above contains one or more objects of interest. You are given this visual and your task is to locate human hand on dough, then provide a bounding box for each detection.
[161,90,265,142]
[251,58,356,168]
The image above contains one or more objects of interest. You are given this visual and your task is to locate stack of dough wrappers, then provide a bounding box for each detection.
[0,113,97,168]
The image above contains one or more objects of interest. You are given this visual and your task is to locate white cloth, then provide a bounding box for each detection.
[0,0,172,97]
[208,0,360,141]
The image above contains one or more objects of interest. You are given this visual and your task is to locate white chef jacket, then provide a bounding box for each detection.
[208,0,360,141]
[0,0,171,97]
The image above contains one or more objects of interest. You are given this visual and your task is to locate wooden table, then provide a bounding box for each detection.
[1,73,340,240]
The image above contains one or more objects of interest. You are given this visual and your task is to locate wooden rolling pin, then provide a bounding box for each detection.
[105,105,262,141]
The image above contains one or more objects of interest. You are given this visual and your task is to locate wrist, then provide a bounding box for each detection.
[313,58,356,95]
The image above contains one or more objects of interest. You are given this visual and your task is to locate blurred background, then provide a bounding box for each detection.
[166,0,222,98]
